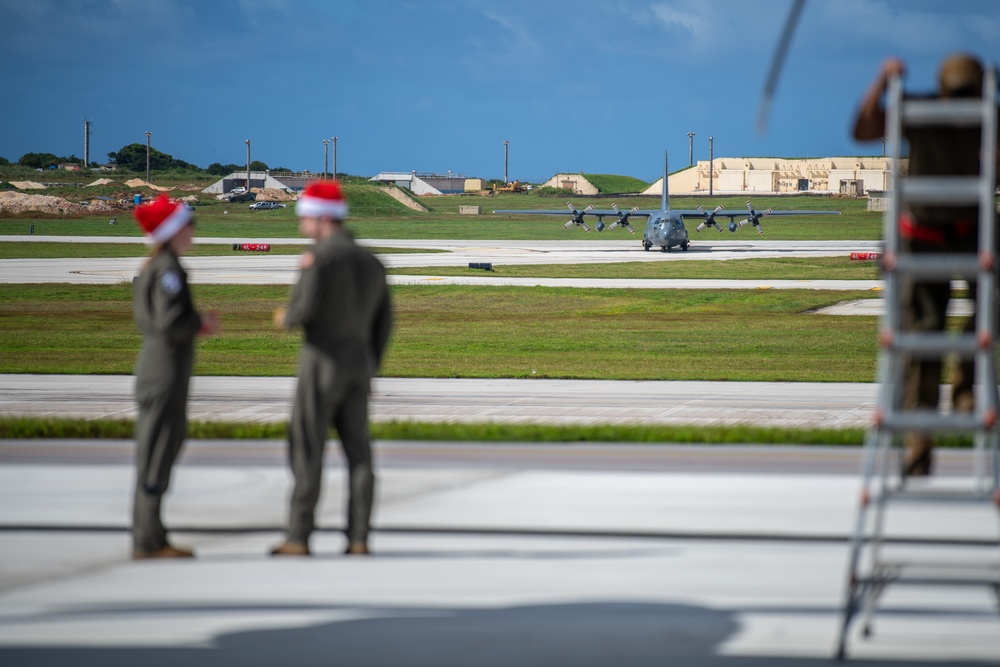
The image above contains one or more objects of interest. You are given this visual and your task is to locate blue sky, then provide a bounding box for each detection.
[3,0,998,182]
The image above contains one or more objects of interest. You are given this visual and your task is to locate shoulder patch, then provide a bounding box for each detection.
[160,271,182,295]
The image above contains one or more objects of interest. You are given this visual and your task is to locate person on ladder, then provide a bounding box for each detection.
[853,53,1000,476]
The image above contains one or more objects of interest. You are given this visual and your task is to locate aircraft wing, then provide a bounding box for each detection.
[672,209,841,220]
[493,201,840,235]
[492,205,657,233]
[492,209,656,217]
[673,204,840,234]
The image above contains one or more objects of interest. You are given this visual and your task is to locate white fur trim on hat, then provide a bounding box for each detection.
[150,203,192,244]
[296,195,348,219]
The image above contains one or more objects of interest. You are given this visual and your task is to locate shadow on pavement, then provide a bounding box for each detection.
[0,600,987,667]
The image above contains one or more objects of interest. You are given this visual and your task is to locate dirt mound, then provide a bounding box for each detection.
[253,187,295,202]
[84,199,116,212]
[85,178,117,187]
[0,191,85,215]
[124,178,173,192]
[176,184,202,191]
[9,181,47,190]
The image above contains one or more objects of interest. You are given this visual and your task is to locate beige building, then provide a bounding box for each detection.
[537,173,600,195]
[643,157,894,197]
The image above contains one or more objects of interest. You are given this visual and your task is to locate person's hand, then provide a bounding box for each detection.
[880,58,906,85]
[273,307,287,329]
[199,310,221,337]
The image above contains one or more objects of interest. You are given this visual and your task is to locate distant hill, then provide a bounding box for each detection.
[580,173,649,194]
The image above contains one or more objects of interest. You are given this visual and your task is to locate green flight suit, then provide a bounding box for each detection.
[132,248,203,552]
[900,107,1000,414]
[283,230,393,546]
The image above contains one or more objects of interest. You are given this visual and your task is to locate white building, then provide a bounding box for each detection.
[643,157,895,197]
[369,172,469,195]
[202,171,299,194]
[536,174,600,195]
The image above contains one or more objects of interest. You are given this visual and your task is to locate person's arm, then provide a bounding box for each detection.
[277,251,324,329]
[371,279,393,371]
[853,58,906,142]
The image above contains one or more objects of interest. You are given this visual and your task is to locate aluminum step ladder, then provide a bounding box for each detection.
[835,67,1000,660]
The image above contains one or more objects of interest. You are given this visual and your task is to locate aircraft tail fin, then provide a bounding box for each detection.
[662,150,669,211]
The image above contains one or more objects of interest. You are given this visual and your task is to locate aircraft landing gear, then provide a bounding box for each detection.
[681,241,689,251]
[643,240,651,251]
[661,245,668,253]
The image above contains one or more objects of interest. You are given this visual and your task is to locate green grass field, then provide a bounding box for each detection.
[0,242,441,259]
[0,283,879,381]
[0,415,870,446]
[390,256,882,280]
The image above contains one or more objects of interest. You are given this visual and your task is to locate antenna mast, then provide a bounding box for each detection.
[83,119,92,168]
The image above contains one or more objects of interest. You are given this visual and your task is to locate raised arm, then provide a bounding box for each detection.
[853,58,906,142]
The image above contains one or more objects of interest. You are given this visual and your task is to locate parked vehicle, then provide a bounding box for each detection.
[249,201,283,210]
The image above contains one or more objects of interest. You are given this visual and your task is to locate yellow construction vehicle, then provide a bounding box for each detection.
[491,180,527,194]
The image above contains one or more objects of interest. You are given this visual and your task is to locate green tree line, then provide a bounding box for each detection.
[4,146,290,174]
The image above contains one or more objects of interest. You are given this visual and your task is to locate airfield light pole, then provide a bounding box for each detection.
[503,140,510,185]
[687,132,695,167]
[709,135,714,196]
[245,139,251,192]
[334,137,339,180]
[323,139,330,179]
[145,131,151,184]
[84,119,91,169]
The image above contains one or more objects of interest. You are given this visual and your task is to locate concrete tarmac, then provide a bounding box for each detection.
[0,439,998,666]
[0,237,887,288]
[0,375,879,429]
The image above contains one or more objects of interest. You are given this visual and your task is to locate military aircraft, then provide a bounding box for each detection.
[493,152,840,252]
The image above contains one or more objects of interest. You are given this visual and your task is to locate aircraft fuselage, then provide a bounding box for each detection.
[642,213,689,252]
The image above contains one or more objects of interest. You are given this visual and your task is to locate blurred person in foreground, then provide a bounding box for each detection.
[132,195,220,558]
[853,53,999,476]
[271,180,393,556]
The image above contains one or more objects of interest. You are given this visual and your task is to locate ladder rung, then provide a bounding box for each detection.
[861,574,1000,587]
[899,176,983,205]
[888,333,981,357]
[880,410,987,432]
[901,98,991,127]
[877,488,998,504]
[867,562,1000,586]
[890,254,982,278]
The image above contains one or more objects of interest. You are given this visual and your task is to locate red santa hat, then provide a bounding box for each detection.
[295,180,348,220]
[132,194,192,244]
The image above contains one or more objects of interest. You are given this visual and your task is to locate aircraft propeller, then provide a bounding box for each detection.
[734,200,771,234]
[564,202,595,232]
[695,205,725,232]
[608,203,639,234]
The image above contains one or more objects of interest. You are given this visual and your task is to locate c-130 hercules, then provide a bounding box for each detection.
[493,152,840,252]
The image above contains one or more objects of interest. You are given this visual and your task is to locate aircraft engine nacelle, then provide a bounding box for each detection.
[695,205,725,232]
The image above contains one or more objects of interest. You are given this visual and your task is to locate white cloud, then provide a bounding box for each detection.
[647,3,711,41]
[482,10,541,58]
[628,0,776,58]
